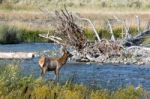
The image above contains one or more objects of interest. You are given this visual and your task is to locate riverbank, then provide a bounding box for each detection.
[0,64,149,99]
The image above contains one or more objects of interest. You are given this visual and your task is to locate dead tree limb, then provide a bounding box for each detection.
[123,16,150,46]
[74,14,101,42]
[123,29,150,46]
[107,20,115,41]
[136,16,141,34]
[39,33,63,45]
[124,19,132,40]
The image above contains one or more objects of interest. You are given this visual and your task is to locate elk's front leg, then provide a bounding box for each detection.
[41,67,47,78]
[55,68,60,82]
[53,70,57,80]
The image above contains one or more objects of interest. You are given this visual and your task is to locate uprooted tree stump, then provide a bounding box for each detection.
[39,8,150,65]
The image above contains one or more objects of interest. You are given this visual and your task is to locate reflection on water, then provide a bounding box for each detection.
[0,43,150,90]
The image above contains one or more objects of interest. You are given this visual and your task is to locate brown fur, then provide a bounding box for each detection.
[38,48,72,81]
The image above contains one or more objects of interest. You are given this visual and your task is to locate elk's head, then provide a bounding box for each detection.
[66,50,73,58]
[61,46,73,58]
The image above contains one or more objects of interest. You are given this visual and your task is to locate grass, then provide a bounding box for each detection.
[0,25,21,44]
[0,1,150,44]
[0,0,150,11]
[0,64,149,99]
[85,27,140,40]
[20,28,48,43]
[0,24,149,44]
[0,24,49,44]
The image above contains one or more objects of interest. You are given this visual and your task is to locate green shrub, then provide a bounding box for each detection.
[98,28,110,39]
[0,24,146,44]
[20,29,47,43]
[84,27,143,41]
[84,28,96,41]
[0,25,21,44]
[0,25,48,44]
[143,38,150,45]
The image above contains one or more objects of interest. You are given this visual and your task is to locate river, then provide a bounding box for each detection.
[0,43,150,90]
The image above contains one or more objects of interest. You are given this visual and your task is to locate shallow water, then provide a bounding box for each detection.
[0,43,150,90]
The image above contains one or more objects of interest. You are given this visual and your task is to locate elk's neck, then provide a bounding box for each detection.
[59,52,68,65]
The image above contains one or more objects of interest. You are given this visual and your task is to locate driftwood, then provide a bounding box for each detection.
[39,33,63,45]
[38,9,123,59]
[0,52,34,59]
[39,9,150,64]
[124,29,150,46]
[74,14,101,42]
[107,16,150,47]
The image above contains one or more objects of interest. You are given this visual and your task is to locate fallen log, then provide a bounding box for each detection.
[0,52,35,59]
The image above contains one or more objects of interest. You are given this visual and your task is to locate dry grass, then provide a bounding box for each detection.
[0,10,150,30]
[0,0,150,30]
[0,0,150,43]
[1,0,150,10]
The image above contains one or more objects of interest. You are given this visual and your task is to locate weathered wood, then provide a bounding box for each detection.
[0,52,34,59]
[39,33,63,45]
[74,14,101,42]
[124,29,150,46]
[40,8,150,64]
[54,9,87,50]
[107,20,115,41]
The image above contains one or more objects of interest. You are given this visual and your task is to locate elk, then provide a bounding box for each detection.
[38,47,73,81]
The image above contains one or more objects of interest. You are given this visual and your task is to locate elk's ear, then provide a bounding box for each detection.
[60,45,67,53]
[39,55,46,68]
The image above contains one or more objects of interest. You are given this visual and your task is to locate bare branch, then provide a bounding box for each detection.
[136,16,141,34]
[107,20,115,41]
[74,14,101,42]
[39,33,63,45]
[124,19,132,40]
